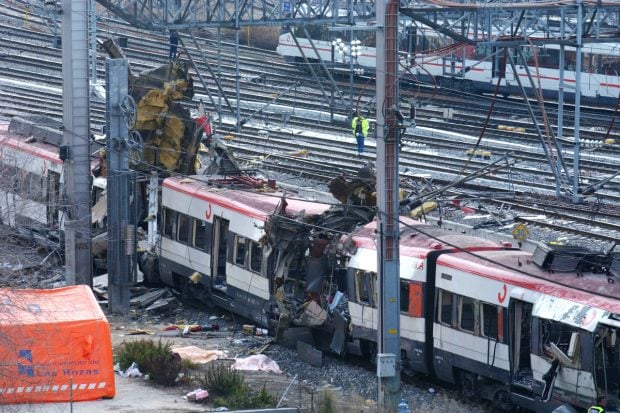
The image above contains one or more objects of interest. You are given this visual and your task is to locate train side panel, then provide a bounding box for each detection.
[346,247,431,374]
[0,136,64,231]
[159,184,270,321]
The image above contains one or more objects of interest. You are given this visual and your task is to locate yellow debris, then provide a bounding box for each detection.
[604,138,616,145]
[466,149,492,158]
[223,134,235,141]
[410,201,438,218]
[514,127,526,133]
[290,149,309,156]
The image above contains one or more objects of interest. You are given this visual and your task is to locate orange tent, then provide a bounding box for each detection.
[0,285,115,403]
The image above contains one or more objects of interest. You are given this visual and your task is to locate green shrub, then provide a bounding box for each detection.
[251,384,278,408]
[115,339,181,386]
[198,362,246,398]
[200,364,277,409]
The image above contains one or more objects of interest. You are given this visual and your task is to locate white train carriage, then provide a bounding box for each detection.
[344,218,506,375]
[0,125,107,241]
[277,25,620,104]
[0,130,64,234]
[342,217,620,412]
[158,176,331,327]
[435,249,620,412]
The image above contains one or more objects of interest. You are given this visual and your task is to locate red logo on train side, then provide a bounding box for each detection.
[497,284,507,304]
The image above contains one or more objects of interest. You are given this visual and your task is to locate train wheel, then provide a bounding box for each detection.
[459,371,479,399]
[493,389,514,411]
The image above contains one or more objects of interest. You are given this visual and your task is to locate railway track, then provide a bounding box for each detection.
[1,0,619,247]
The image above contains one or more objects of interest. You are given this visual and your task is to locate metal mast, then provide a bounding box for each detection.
[106,58,136,314]
[376,0,401,410]
[62,0,92,286]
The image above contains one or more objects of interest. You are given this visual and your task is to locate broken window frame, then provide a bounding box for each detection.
[355,270,377,307]
[593,327,620,396]
[234,235,247,267]
[539,318,582,366]
[249,240,262,274]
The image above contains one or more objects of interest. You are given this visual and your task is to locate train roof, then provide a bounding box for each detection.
[351,217,502,257]
[163,175,332,221]
[0,123,61,164]
[438,249,620,315]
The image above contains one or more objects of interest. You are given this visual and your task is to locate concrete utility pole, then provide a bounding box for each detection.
[375,0,401,410]
[62,0,92,286]
[106,58,136,314]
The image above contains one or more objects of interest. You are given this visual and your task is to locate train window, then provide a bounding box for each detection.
[177,214,190,244]
[459,296,476,333]
[355,270,376,306]
[235,236,247,267]
[193,218,208,250]
[28,173,44,202]
[408,281,423,318]
[540,319,580,359]
[438,290,453,326]
[6,165,19,193]
[400,281,410,313]
[249,241,262,274]
[163,208,175,238]
[482,303,499,340]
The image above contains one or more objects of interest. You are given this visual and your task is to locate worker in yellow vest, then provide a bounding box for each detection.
[589,395,606,413]
[351,109,369,156]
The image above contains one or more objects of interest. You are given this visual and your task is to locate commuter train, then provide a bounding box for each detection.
[2,119,619,412]
[277,23,620,105]
[344,218,620,412]
[142,171,619,413]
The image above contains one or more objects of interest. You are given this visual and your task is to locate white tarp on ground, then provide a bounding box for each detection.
[231,354,282,374]
[172,345,227,364]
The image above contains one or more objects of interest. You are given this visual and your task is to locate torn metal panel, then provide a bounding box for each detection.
[92,194,107,225]
[294,300,327,326]
[330,310,348,355]
[532,295,606,332]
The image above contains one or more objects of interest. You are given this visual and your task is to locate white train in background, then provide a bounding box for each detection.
[277,23,620,105]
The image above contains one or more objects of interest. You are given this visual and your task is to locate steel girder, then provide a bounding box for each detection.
[400,1,620,47]
[95,0,376,30]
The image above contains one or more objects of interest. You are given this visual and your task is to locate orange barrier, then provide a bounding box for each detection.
[0,285,115,403]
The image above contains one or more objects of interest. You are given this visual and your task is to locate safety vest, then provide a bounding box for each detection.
[588,406,604,413]
[351,116,369,137]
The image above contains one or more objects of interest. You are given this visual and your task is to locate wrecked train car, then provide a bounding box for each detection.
[335,218,620,412]
[0,119,107,245]
[148,174,337,330]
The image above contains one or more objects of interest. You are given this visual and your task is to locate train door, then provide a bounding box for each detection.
[211,216,229,291]
[509,299,535,392]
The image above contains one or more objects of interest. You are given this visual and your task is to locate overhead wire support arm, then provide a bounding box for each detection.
[177,33,235,116]
[515,47,570,180]
[301,27,346,106]
[505,52,565,189]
